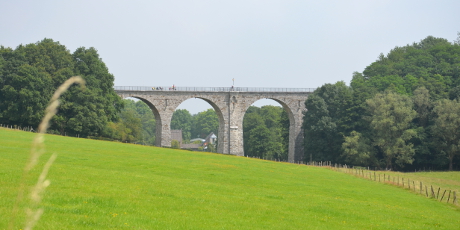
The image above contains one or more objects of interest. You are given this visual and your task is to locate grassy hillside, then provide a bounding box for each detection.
[1,128,459,229]
[364,170,460,193]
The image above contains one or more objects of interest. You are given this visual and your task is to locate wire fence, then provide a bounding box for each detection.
[114,86,317,92]
[0,124,35,132]
[308,161,458,206]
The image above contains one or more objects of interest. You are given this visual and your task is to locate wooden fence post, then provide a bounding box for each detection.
[431,186,435,198]
[437,187,441,199]
[440,190,447,201]
[454,191,457,205]
[420,182,422,194]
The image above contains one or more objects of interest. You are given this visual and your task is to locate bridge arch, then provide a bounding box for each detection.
[127,97,162,146]
[239,95,303,162]
[177,96,226,153]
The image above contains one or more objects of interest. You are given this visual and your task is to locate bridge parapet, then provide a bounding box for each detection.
[115,86,316,93]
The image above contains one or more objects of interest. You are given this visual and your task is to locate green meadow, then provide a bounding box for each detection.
[1,128,459,229]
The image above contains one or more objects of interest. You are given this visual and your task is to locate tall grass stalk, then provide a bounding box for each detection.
[8,76,85,230]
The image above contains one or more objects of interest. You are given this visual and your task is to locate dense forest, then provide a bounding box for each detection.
[0,39,123,137]
[1,35,460,171]
[304,35,460,171]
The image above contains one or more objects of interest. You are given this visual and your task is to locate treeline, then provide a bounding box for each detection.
[303,35,460,171]
[3,36,460,171]
[0,39,123,137]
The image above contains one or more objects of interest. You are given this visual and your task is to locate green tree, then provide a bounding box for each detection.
[246,125,272,158]
[342,131,377,166]
[103,99,156,145]
[366,91,417,169]
[171,109,193,142]
[409,86,436,170]
[60,46,122,137]
[360,36,460,98]
[0,64,53,127]
[0,39,123,137]
[243,105,288,161]
[171,140,180,149]
[303,81,352,162]
[432,99,460,170]
[191,109,218,138]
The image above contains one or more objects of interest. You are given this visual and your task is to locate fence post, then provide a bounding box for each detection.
[436,187,441,199]
[447,190,451,203]
[454,191,457,205]
[440,190,446,201]
[420,182,422,194]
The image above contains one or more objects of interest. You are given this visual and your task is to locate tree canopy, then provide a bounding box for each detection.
[0,39,123,137]
[305,35,460,170]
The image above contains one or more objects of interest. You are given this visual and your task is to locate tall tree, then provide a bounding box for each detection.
[0,64,53,127]
[366,91,417,169]
[243,105,288,161]
[57,46,123,137]
[342,131,377,166]
[432,99,460,170]
[303,81,352,162]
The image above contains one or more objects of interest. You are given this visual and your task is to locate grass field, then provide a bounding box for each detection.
[1,128,460,229]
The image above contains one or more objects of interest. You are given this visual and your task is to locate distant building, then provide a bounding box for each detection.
[181,132,217,151]
[204,132,217,145]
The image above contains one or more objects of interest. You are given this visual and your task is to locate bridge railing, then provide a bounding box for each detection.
[114,86,317,92]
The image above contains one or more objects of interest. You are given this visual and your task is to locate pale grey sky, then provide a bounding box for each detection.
[1,0,459,114]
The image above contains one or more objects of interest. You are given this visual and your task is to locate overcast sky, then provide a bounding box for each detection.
[1,0,459,114]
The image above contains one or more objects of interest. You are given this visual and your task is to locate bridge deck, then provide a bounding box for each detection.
[115,86,316,92]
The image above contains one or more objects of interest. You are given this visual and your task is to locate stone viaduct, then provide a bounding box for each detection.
[115,86,314,163]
